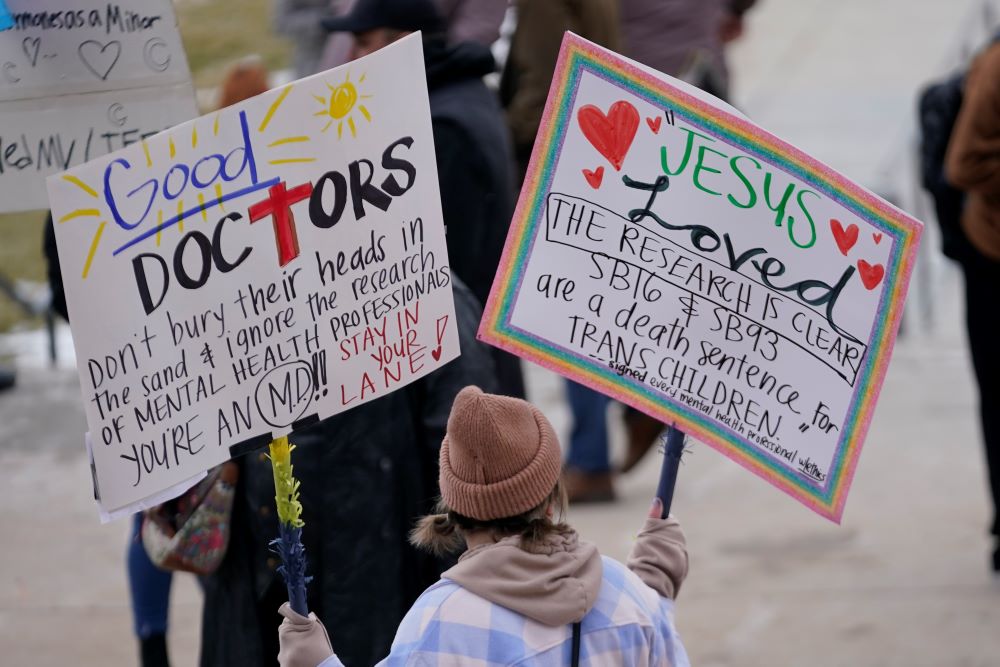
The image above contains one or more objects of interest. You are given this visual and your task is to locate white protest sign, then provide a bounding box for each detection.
[0,0,196,212]
[480,35,922,522]
[48,34,460,516]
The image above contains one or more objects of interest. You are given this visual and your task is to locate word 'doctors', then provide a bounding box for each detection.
[49,35,460,516]
[0,0,197,212]
[480,34,922,522]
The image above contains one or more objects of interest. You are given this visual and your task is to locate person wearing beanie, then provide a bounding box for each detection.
[277,386,692,667]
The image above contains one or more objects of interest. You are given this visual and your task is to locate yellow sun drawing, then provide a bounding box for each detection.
[313,71,373,138]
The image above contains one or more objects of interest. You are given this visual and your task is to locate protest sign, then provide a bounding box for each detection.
[48,34,460,517]
[479,34,923,522]
[0,0,196,212]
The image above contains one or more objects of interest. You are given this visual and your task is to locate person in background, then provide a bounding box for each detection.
[944,38,1000,573]
[272,0,333,77]
[502,0,619,178]
[619,0,756,101]
[217,56,271,108]
[275,386,690,667]
[500,0,621,503]
[317,0,506,73]
[316,0,355,74]
[607,0,760,481]
[435,0,507,46]
[324,0,524,398]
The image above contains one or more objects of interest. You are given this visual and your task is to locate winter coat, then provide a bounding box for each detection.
[619,0,756,98]
[620,0,724,77]
[426,36,525,397]
[317,517,690,666]
[426,36,515,308]
[945,42,1000,260]
[200,278,498,667]
[436,0,507,47]
[503,0,620,161]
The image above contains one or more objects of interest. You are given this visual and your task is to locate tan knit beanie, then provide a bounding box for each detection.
[439,386,562,521]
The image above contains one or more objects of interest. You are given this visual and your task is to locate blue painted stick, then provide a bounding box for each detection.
[271,525,310,616]
[269,437,311,616]
[655,424,685,518]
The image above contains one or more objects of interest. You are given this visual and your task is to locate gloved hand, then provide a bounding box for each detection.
[277,602,336,667]
[625,499,689,600]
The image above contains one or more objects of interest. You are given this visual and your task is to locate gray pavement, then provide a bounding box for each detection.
[4,0,1000,665]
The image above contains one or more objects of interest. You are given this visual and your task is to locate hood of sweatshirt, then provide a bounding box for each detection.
[423,36,496,90]
[442,529,603,626]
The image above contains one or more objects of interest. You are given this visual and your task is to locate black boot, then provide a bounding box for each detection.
[139,634,170,667]
[0,367,15,393]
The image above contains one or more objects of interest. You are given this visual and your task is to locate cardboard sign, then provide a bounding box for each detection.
[48,34,460,516]
[0,0,196,212]
[479,34,923,522]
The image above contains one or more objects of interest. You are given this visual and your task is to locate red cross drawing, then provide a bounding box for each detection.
[248,181,314,267]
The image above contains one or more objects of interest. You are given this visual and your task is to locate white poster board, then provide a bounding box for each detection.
[480,35,923,521]
[47,34,460,516]
[0,0,196,211]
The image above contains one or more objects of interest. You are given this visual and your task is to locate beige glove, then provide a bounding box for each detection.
[277,602,336,667]
[626,499,689,600]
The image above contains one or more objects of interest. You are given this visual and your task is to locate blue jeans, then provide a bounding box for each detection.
[128,513,172,639]
[565,381,611,473]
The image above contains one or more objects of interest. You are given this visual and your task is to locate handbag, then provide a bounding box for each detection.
[141,462,239,575]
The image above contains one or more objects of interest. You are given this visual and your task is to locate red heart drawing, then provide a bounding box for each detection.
[431,346,442,361]
[578,100,640,171]
[857,260,885,290]
[872,232,883,245]
[582,166,604,189]
[646,116,662,134]
[830,219,859,256]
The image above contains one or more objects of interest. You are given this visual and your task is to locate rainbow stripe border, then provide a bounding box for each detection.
[478,34,922,523]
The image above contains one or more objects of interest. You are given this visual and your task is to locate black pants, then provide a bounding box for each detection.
[961,245,1000,538]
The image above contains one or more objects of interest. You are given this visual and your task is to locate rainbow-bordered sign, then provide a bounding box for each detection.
[479,33,922,522]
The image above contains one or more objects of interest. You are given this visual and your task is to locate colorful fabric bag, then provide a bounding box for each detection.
[141,462,239,575]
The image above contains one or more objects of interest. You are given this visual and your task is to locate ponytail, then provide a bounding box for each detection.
[412,480,573,555]
[409,508,465,557]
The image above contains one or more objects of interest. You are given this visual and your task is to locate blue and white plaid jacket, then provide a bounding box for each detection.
[319,556,690,666]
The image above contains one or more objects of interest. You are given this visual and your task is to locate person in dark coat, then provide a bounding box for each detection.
[199,277,497,666]
[324,0,525,399]
[945,40,1000,572]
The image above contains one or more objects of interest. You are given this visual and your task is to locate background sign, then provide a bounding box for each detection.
[48,34,460,516]
[479,34,923,522]
[0,0,196,211]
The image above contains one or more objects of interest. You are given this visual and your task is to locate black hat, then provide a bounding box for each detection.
[322,0,445,34]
